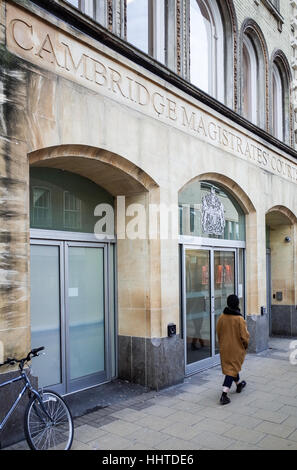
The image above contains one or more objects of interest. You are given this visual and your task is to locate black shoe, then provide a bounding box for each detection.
[220,394,231,405]
[236,381,247,393]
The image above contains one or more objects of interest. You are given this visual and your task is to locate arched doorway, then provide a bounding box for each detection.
[266,207,297,337]
[30,167,116,395]
[29,145,159,394]
[179,179,246,374]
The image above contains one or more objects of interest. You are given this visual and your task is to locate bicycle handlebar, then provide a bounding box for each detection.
[0,347,45,368]
[30,347,45,357]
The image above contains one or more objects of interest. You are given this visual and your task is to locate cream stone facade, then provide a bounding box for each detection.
[0,0,296,446]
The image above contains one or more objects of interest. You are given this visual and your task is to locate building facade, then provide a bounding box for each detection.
[0,0,296,445]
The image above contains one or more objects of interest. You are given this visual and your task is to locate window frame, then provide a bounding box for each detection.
[242,34,258,125]
[189,0,224,103]
[270,51,292,144]
[261,0,283,31]
[63,190,82,230]
[150,0,166,63]
[272,63,284,141]
[64,0,106,26]
[266,0,280,12]
[31,186,52,228]
[240,21,268,131]
[126,0,166,64]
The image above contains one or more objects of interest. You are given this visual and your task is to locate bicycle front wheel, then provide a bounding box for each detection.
[24,390,74,450]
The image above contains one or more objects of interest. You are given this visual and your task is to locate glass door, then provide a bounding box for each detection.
[266,249,272,335]
[30,240,109,395]
[213,250,236,355]
[185,249,212,366]
[184,246,238,374]
[66,243,107,393]
[30,241,65,394]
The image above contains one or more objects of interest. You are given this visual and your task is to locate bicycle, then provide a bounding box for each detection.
[0,347,74,450]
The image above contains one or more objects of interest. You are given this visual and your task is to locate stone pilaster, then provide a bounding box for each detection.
[290,0,297,148]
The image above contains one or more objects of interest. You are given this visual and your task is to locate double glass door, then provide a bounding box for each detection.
[184,247,243,374]
[30,240,109,395]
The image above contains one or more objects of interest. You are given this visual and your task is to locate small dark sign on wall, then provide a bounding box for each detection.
[168,324,176,337]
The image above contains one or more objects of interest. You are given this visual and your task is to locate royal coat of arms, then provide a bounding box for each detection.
[201,188,225,236]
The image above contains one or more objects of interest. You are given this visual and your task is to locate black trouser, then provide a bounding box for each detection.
[223,374,240,389]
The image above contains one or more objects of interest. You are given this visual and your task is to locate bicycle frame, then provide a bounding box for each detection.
[0,372,42,432]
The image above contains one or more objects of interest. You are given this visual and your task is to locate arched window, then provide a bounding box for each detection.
[189,0,224,102]
[270,52,291,143]
[126,0,165,63]
[241,23,268,129]
[179,181,245,241]
[272,64,284,140]
[242,34,258,124]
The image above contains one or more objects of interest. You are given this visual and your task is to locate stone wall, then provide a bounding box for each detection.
[0,0,295,387]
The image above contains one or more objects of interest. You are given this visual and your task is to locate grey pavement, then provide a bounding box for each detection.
[4,337,297,451]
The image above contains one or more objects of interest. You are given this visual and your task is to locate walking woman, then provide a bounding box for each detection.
[216,294,250,405]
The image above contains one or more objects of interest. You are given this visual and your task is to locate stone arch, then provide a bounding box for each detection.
[266,205,297,226]
[265,205,297,337]
[239,18,269,130]
[28,145,165,374]
[270,49,293,84]
[29,144,159,196]
[178,172,256,215]
[179,172,260,317]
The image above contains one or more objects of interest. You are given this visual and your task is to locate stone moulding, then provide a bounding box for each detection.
[29,145,159,195]
[22,0,297,162]
[5,3,297,186]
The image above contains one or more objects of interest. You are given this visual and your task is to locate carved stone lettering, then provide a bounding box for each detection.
[6,3,297,186]
[11,18,33,51]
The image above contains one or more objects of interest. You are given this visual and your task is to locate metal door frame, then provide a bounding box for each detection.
[212,248,238,359]
[266,248,272,335]
[30,229,116,396]
[30,239,66,395]
[65,241,109,394]
[182,241,244,376]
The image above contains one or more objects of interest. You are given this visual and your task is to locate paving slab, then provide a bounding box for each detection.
[257,435,297,450]
[254,409,291,424]
[154,437,201,450]
[223,425,266,445]
[4,337,297,451]
[254,421,296,439]
[190,430,235,450]
[224,412,263,429]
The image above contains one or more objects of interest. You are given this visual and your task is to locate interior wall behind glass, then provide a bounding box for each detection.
[30,168,114,234]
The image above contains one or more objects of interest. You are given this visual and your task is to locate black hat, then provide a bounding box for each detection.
[227,294,239,310]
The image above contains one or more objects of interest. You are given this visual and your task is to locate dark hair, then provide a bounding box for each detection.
[227,294,240,309]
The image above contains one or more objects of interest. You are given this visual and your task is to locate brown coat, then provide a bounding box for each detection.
[216,312,250,377]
